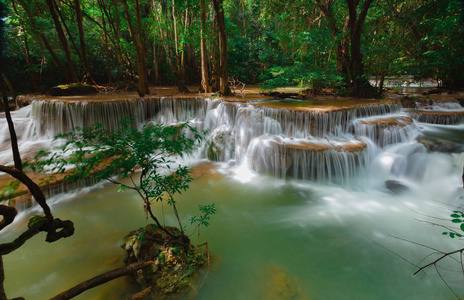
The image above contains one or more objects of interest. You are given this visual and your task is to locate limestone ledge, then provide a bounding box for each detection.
[360,116,414,127]
[270,139,367,153]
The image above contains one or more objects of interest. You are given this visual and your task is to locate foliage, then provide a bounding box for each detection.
[259,62,343,93]
[442,211,464,239]
[1,0,463,94]
[0,180,20,205]
[190,204,216,235]
[30,118,208,236]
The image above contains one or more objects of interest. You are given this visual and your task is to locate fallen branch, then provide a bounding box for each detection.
[50,261,154,300]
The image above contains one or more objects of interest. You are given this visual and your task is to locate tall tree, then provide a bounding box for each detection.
[199,0,210,93]
[44,0,80,83]
[122,0,150,96]
[73,0,92,83]
[315,0,375,97]
[212,0,231,95]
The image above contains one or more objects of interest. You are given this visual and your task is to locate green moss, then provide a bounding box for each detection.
[121,224,208,299]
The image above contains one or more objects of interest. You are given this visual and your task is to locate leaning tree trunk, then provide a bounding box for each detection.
[212,0,231,96]
[15,0,72,83]
[74,0,93,83]
[45,0,79,83]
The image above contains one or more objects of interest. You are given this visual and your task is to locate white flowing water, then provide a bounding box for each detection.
[1,96,464,299]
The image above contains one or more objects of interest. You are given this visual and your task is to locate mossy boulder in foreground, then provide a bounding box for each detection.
[48,84,97,96]
[121,224,208,299]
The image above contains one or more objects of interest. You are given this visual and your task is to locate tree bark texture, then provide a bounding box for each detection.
[15,0,72,83]
[122,0,149,96]
[199,0,210,93]
[74,0,92,82]
[45,0,79,82]
[212,0,231,96]
[315,0,375,98]
[50,261,153,300]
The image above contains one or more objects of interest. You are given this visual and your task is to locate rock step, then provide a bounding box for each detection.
[406,110,464,125]
[250,137,368,183]
[350,115,416,147]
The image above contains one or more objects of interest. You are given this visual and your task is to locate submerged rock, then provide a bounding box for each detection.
[121,224,208,299]
[385,180,409,194]
[260,264,310,300]
[48,83,97,96]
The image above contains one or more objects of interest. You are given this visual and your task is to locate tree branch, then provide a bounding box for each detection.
[414,247,464,275]
[50,261,154,300]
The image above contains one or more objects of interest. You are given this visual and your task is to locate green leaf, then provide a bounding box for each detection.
[451,219,462,223]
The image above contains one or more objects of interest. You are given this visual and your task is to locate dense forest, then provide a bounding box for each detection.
[1,0,463,97]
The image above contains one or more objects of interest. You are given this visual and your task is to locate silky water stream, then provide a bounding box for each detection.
[1,96,464,299]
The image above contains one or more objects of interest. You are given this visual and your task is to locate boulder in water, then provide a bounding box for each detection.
[48,84,97,96]
[121,224,208,299]
[385,180,409,194]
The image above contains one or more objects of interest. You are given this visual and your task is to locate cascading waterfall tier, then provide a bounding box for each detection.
[31,97,210,138]
[204,99,403,183]
[250,99,402,138]
[2,96,429,199]
[403,97,464,125]
[406,109,464,125]
[349,115,417,147]
[248,136,369,184]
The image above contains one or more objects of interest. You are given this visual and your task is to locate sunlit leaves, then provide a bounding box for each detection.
[29,117,205,232]
[442,211,464,239]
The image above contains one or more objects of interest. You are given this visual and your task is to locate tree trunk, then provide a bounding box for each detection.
[346,0,375,98]
[11,0,40,92]
[99,2,113,85]
[15,0,72,83]
[45,0,79,83]
[122,0,149,96]
[23,35,39,92]
[74,0,92,83]
[210,10,219,92]
[152,40,159,84]
[0,257,7,300]
[316,0,375,98]
[199,0,210,93]
[212,0,231,96]
[50,261,153,300]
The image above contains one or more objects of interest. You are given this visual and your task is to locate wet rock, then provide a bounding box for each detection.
[400,96,417,108]
[457,97,464,107]
[48,84,97,96]
[206,131,233,161]
[385,180,409,194]
[122,224,208,299]
[417,136,464,153]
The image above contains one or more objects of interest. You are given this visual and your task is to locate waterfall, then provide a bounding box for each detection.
[2,95,463,204]
[203,100,403,183]
[349,114,419,147]
[406,110,464,125]
[30,97,211,137]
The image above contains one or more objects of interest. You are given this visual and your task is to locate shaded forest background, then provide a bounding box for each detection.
[1,0,463,97]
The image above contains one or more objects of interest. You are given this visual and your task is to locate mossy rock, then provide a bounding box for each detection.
[121,224,208,299]
[48,84,97,96]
